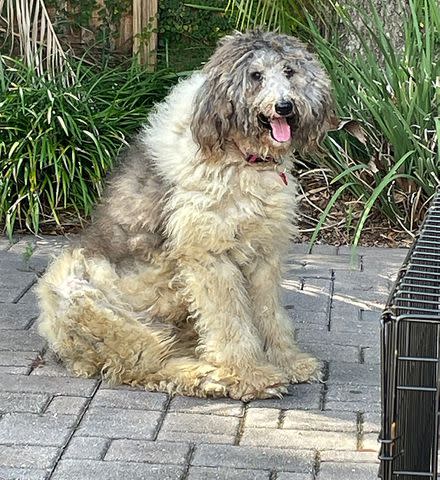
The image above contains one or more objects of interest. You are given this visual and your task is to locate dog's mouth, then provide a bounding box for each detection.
[258,113,299,143]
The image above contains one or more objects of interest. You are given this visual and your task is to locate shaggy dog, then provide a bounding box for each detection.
[37,31,335,401]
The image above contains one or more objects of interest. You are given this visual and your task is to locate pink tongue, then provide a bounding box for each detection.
[270,117,291,142]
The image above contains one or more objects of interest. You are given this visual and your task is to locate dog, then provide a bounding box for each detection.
[37,30,335,401]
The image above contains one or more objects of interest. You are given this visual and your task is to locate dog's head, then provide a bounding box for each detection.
[191,31,335,161]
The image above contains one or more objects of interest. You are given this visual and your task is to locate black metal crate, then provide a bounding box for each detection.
[379,192,440,479]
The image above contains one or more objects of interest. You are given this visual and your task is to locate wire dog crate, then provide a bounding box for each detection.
[379,191,440,479]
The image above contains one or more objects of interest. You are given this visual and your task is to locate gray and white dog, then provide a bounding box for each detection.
[37,31,335,401]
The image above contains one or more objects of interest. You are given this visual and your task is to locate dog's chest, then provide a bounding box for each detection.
[225,178,297,253]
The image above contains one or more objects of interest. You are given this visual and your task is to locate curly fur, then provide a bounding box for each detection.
[37,31,335,400]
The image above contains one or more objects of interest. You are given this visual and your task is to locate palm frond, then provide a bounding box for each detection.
[225,0,312,33]
[0,0,74,84]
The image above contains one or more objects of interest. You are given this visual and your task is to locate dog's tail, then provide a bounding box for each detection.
[36,248,177,385]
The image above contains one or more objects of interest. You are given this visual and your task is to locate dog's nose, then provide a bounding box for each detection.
[275,100,294,116]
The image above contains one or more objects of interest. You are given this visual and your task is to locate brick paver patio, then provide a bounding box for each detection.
[0,236,408,479]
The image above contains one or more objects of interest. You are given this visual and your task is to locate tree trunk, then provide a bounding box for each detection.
[337,0,409,54]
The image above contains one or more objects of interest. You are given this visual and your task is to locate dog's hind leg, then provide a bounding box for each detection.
[37,249,173,380]
[37,250,237,398]
[38,286,170,382]
[40,291,239,398]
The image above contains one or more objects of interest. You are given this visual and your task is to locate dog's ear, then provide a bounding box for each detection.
[293,92,336,154]
[315,103,340,147]
[191,77,234,158]
[191,32,249,157]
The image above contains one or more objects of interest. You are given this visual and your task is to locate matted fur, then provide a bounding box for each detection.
[37,31,335,400]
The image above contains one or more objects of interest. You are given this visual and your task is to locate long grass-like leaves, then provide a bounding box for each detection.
[224,0,438,244]
[225,0,311,32]
[307,181,355,253]
[235,0,438,243]
[0,0,74,84]
[306,0,439,243]
[0,55,177,234]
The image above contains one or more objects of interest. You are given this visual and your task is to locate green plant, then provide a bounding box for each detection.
[45,0,131,41]
[0,0,74,82]
[22,241,36,263]
[225,0,313,32]
[300,0,439,248]
[0,55,177,236]
[224,0,439,246]
[157,0,234,71]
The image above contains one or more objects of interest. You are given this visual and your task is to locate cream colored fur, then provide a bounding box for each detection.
[37,31,334,400]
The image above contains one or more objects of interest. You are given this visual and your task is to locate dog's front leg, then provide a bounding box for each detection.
[179,254,288,400]
[246,257,322,384]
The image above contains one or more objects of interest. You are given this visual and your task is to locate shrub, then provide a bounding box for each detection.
[301,0,439,247]
[158,0,234,71]
[225,0,439,246]
[0,57,177,236]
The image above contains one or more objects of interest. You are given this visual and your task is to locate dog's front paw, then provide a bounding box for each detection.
[267,348,322,384]
[286,353,322,384]
[227,364,289,402]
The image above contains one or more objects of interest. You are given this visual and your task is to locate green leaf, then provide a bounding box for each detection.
[308,182,356,253]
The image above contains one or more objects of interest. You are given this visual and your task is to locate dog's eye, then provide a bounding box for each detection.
[284,67,295,78]
[251,71,263,81]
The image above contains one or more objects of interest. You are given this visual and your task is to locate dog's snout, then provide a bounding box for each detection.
[275,100,293,116]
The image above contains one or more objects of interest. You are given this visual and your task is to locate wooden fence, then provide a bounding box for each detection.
[115,0,158,67]
[56,0,158,68]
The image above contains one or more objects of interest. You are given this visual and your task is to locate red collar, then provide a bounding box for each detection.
[237,145,288,186]
[279,171,288,185]
[246,154,275,164]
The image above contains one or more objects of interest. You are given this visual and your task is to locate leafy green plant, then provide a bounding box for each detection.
[225,0,313,32]
[301,0,439,247]
[0,56,177,236]
[157,0,234,71]
[44,0,131,44]
[224,0,439,246]
[23,241,36,262]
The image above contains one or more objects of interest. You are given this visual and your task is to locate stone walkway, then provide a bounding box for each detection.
[0,236,409,480]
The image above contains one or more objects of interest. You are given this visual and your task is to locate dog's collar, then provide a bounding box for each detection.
[246,154,275,164]
[245,154,288,186]
[234,143,288,186]
[279,170,288,186]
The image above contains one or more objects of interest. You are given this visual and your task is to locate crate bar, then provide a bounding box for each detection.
[412,251,440,258]
[399,280,440,290]
[431,324,440,479]
[421,227,440,234]
[396,386,437,392]
[394,309,440,315]
[416,235,440,242]
[392,471,434,477]
[397,356,438,363]
[405,262,440,270]
[405,270,440,278]
[404,274,440,280]
[398,288,440,296]
[395,297,440,306]
[408,259,440,266]
[398,289,440,295]
[401,275,440,284]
